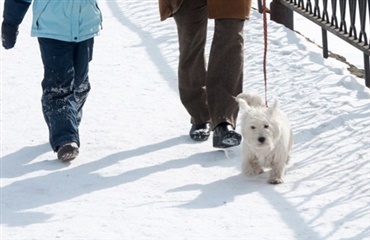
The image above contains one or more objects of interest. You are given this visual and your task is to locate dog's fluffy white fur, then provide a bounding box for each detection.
[236,93,293,184]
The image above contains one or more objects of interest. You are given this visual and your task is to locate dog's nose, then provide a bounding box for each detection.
[258,137,265,143]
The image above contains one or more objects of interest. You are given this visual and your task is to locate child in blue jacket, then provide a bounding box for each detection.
[2,0,102,162]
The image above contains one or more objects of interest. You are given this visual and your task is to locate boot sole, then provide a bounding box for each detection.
[213,131,241,148]
[190,132,210,141]
[189,124,211,141]
[57,145,79,162]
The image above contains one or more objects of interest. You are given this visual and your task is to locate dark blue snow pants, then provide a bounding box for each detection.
[38,37,94,151]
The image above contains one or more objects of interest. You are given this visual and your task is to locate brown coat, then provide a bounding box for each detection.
[158,0,253,21]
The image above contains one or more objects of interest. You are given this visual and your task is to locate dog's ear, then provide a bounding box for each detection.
[267,98,278,116]
[235,94,251,111]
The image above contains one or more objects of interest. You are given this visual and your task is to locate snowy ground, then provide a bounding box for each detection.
[1,1,369,240]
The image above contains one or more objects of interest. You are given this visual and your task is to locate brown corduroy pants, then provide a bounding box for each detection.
[173,0,245,130]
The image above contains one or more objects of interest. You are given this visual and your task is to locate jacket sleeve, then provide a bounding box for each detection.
[3,0,31,25]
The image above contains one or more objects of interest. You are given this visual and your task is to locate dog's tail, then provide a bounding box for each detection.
[235,93,265,111]
[235,94,251,111]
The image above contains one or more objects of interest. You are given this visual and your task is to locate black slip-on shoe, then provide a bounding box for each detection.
[57,142,79,162]
[213,123,241,148]
[189,123,211,141]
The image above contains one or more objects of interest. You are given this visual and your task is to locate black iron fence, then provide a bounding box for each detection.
[258,0,370,88]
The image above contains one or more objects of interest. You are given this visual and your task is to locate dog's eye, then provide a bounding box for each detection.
[251,126,256,130]
[264,125,269,128]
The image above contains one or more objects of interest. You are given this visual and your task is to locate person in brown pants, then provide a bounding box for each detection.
[158,0,252,148]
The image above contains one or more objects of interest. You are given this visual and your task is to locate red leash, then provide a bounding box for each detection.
[262,0,268,107]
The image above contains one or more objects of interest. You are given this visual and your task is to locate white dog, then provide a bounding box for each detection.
[236,93,293,184]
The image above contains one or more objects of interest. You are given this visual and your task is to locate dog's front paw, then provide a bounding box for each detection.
[268,177,284,184]
[243,163,264,176]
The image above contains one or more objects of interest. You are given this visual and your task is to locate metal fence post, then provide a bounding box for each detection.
[257,0,263,13]
[365,54,370,87]
[270,0,294,30]
[322,28,329,58]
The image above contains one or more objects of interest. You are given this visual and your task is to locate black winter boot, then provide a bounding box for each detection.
[57,142,79,162]
[213,123,241,148]
[189,123,211,141]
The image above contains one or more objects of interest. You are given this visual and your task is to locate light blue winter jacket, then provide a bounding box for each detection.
[24,0,102,42]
